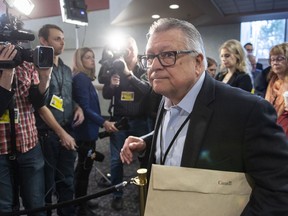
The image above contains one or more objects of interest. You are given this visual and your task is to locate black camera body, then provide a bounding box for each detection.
[0,14,54,69]
[98,46,127,84]
[98,117,129,139]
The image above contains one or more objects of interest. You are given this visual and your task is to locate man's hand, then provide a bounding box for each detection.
[58,130,77,151]
[103,120,118,133]
[110,74,120,88]
[0,44,17,90]
[120,136,146,164]
[0,43,17,61]
[37,106,77,151]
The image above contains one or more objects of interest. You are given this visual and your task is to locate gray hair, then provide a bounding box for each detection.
[147,18,207,68]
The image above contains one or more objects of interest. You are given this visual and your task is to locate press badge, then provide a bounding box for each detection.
[0,109,19,124]
[121,91,134,101]
[50,95,64,112]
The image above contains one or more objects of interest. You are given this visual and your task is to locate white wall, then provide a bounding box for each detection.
[199,24,240,65]
[22,10,240,115]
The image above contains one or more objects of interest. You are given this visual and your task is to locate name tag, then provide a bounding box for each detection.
[121,91,134,101]
[50,94,64,112]
[0,109,19,124]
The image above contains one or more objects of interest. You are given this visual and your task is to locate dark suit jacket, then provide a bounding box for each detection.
[215,70,253,92]
[256,62,263,71]
[145,72,288,215]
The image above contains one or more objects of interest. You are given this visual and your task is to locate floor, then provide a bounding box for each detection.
[51,136,142,216]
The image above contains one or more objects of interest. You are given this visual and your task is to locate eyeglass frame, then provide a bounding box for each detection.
[139,50,198,69]
[269,55,287,65]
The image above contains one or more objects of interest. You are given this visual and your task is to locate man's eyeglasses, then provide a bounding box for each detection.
[139,50,197,69]
[269,56,287,64]
[246,48,253,53]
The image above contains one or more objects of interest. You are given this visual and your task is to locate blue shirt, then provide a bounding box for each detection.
[155,72,205,166]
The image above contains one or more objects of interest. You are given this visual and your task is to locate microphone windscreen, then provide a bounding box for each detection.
[0,30,35,41]
[112,59,125,73]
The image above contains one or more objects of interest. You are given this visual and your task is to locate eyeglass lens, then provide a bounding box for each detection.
[270,56,286,64]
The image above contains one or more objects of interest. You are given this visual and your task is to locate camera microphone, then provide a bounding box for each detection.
[0,30,35,41]
[87,150,105,162]
[113,59,125,73]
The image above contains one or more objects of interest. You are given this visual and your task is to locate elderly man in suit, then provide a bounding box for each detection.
[120,18,288,215]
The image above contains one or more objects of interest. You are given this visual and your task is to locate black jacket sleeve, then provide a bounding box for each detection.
[0,86,14,116]
[28,84,47,110]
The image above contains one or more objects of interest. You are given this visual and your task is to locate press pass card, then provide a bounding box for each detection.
[0,109,19,124]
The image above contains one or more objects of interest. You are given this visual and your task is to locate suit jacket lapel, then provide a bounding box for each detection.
[147,99,165,173]
[148,73,216,169]
[181,73,215,167]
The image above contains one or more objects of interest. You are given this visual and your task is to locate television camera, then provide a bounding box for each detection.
[0,14,53,69]
[98,45,128,84]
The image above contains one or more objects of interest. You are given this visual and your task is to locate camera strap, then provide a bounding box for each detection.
[7,81,20,210]
[8,103,17,160]
[8,81,17,160]
[108,96,115,118]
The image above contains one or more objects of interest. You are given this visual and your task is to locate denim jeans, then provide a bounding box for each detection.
[0,144,46,216]
[39,130,76,216]
[110,117,149,198]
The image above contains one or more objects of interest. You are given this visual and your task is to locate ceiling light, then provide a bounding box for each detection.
[169,4,179,9]
[152,14,160,19]
[59,0,88,26]
[4,0,35,15]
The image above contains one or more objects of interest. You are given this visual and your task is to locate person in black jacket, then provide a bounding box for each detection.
[216,39,253,92]
[101,35,152,210]
[121,18,288,216]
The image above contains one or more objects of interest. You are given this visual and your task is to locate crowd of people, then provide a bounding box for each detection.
[1,17,288,216]
[205,39,288,137]
[0,23,155,216]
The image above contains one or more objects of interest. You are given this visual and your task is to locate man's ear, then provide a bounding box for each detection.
[195,53,205,75]
[39,37,48,46]
[195,53,204,65]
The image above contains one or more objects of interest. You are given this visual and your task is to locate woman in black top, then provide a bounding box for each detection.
[216,39,253,92]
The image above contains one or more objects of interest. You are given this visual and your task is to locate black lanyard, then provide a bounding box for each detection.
[53,66,64,97]
[159,112,191,165]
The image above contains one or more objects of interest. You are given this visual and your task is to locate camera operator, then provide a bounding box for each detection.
[101,35,152,211]
[0,43,51,215]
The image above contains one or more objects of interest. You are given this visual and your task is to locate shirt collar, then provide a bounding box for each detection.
[164,71,206,114]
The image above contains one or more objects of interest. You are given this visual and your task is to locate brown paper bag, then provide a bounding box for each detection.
[144,164,253,216]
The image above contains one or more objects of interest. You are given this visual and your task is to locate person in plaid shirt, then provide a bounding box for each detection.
[0,43,76,215]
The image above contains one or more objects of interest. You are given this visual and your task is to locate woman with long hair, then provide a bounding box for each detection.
[72,47,117,215]
[265,43,288,136]
[216,39,253,92]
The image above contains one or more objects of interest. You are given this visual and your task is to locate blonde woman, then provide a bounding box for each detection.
[216,39,253,92]
[72,47,117,215]
[265,43,288,136]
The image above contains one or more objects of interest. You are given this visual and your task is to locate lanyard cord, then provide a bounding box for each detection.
[159,112,191,165]
[53,67,64,97]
